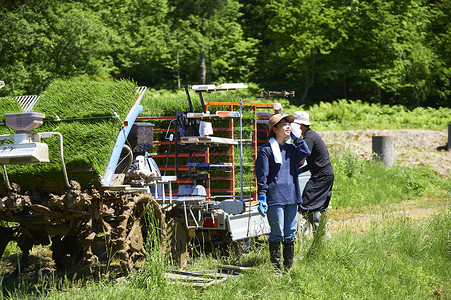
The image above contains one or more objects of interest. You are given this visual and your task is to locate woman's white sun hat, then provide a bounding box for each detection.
[293,111,314,126]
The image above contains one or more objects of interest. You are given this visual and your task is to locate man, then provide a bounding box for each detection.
[293,111,334,239]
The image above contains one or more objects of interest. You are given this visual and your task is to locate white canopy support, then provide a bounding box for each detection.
[190,83,247,92]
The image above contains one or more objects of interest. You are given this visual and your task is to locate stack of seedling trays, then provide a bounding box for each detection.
[0,79,137,194]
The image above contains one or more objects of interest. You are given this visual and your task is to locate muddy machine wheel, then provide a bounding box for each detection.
[166,217,191,268]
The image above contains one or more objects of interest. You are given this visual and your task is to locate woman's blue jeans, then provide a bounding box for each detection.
[267,204,298,243]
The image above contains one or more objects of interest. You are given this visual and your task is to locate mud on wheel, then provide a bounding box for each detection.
[0,180,167,276]
[99,191,166,273]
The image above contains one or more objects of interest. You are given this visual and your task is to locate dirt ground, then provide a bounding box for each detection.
[318,128,450,230]
[317,128,450,233]
[320,129,450,178]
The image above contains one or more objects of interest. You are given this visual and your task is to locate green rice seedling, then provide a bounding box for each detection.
[0,80,137,190]
[141,87,256,117]
[0,97,22,120]
[141,90,195,117]
[126,206,167,295]
[34,79,136,120]
[304,214,331,261]
[1,240,21,258]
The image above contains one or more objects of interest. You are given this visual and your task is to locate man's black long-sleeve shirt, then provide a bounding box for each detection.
[302,129,333,176]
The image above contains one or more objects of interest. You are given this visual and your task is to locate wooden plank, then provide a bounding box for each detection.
[165,267,242,287]
[167,277,227,288]
[167,269,241,279]
[165,273,213,282]
[217,264,251,273]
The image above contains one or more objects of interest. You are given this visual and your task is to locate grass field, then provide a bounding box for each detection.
[1,202,449,299]
[1,83,450,299]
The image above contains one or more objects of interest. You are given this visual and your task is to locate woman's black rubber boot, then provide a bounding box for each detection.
[269,242,282,271]
[283,242,295,273]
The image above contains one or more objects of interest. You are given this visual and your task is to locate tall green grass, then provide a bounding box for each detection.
[331,152,450,208]
[285,212,450,299]
[3,210,448,299]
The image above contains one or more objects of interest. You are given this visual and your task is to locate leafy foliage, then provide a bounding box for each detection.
[304,99,451,130]
[167,0,258,86]
[0,1,116,96]
[256,0,444,107]
[1,0,449,108]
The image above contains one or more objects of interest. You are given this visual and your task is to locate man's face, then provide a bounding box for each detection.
[300,124,308,136]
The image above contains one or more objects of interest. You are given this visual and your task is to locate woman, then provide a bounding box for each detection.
[255,114,310,272]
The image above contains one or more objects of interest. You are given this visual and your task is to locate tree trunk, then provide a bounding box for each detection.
[301,53,315,103]
[343,74,347,99]
[177,50,181,90]
[199,45,206,85]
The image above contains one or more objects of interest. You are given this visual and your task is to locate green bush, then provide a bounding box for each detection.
[297,99,451,130]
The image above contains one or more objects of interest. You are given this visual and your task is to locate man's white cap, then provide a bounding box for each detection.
[293,111,314,125]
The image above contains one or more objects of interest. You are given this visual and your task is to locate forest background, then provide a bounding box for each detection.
[1,0,450,109]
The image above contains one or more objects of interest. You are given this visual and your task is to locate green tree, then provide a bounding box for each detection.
[254,0,440,107]
[426,0,451,107]
[0,0,114,96]
[349,0,435,107]
[88,0,173,88]
[168,0,258,86]
[261,0,347,102]
[0,0,449,106]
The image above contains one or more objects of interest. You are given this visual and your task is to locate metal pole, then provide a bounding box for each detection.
[1,165,12,190]
[184,85,194,113]
[447,124,451,151]
[198,92,207,113]
[239,98,244,202]
[372,135,394,167]
[241,98,253,240]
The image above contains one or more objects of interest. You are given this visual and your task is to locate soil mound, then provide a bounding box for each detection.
[320,129,450,178]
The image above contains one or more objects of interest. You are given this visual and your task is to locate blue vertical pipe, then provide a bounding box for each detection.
[102,88,146,186]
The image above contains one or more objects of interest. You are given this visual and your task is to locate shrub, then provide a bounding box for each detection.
[302,99,450,130]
